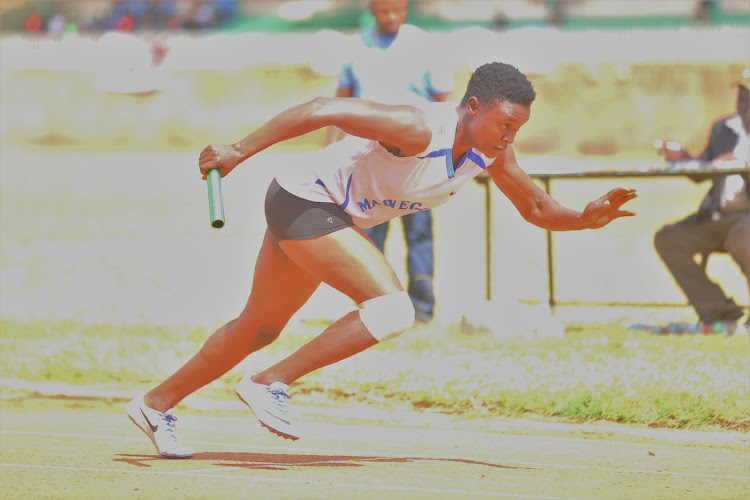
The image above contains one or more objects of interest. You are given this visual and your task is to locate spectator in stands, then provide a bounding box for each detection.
[654,70,750,335]
[693,0,715,24]
[23,11,43,33]
[327,0,455,324]
[47,11,67,38]
[141,0,179,31]
[545,0,565,28]
[183,1,217,30]
[108,0,136,32]
[107,0,150,31]
[491,10,509,31]
[213,0,237,26]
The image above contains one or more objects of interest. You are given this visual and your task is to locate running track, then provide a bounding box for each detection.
[1,394,748,499]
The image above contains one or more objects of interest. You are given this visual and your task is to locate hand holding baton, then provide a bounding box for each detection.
[207,168,225,228]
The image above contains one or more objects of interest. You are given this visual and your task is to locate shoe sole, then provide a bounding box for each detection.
[126,400,194,459]
[235,388,299,441]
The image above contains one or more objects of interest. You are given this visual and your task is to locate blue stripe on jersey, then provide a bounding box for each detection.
[418,148,454,178]
[316,176,354,209]
[418,149,485,178]
[316,148,484,209]
[458,150,487,170]
[340,174,353,209]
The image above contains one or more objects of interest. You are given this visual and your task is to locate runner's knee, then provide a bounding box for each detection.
[358,291,415,342]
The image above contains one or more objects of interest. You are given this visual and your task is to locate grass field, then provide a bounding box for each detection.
[1,147,749,431]
[2,317,749,431]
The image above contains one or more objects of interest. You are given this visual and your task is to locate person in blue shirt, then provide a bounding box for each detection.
[328,0,454,323]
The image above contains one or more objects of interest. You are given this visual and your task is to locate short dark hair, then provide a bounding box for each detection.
[459,62,536,108]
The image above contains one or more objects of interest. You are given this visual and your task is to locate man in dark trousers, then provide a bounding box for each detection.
[654,70,750,334]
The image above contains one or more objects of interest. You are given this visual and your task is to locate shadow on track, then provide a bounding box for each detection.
[114,452,534,471]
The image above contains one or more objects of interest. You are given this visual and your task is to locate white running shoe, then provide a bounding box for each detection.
[126,395,195,458]
[235,376,299,440]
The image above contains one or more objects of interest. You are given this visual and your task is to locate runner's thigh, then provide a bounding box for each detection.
[240,229,322,330]
[279,226,404,304]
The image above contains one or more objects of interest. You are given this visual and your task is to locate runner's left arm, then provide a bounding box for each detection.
[486,146,637,230]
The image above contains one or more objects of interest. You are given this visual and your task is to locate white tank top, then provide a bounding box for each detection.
[274,102,494,229]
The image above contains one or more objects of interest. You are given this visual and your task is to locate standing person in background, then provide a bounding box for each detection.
[23,10,43,33]
[327,0,454,323]
[654,71,750,335]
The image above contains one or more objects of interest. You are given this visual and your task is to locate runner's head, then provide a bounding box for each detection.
[460,62,536,109]
[457,62,536,158]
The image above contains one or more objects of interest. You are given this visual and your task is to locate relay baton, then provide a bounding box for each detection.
[207,168,225,228]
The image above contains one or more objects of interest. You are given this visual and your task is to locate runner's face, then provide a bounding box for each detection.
[469,99,530,158]
[370,0,407,36]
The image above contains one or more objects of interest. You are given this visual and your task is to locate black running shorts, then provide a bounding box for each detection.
[265,178,355,241]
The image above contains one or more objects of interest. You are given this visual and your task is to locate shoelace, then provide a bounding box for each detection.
[161,413,179,440]
[267,388,291,416]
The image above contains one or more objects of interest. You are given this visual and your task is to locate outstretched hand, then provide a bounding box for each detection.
[580,188,637,229]
[198,144,244,180]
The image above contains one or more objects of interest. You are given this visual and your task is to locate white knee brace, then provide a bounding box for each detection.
[358,291,415,342]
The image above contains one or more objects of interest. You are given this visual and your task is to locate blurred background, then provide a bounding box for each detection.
[1,0,748,329]
[2,0,748,154]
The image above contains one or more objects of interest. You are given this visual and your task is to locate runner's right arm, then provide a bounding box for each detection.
[199,97,432,178]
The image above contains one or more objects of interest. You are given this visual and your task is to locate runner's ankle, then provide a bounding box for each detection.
[143,393,172,413]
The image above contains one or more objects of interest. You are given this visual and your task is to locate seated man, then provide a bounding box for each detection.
[653,70,750,334]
